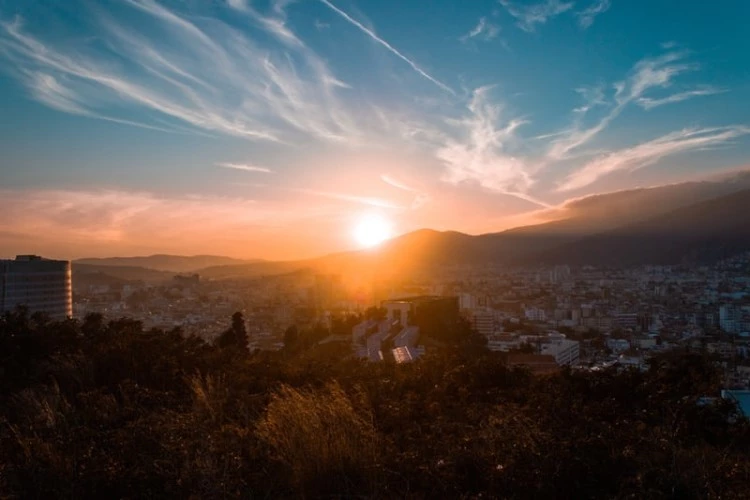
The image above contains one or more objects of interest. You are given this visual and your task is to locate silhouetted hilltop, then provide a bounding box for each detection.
[72,263,173,283]
[73,172,750,279]
[75,254,260,273]
[536,187,750,266]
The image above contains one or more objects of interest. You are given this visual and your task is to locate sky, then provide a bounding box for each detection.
[1,0,749,260]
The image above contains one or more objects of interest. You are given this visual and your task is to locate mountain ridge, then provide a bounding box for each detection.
[71,172,750,281]
[74,254,262,273]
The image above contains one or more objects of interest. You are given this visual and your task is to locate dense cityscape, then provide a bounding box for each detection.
[7,250,750,409]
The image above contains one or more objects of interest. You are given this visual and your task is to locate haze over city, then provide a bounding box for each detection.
[2,0,749,260]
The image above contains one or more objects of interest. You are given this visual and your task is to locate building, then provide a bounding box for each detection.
[524,307,546,322]
[382,296,460,341]
[720,304,742,334]
[539,336,580,366]
[392,345,425,364]
[615,313,639,329]
[472,311,495,337]
[1,255,72,319]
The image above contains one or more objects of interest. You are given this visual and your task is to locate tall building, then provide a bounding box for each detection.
[1,255,72,319]
[472,311,495,337]
[720,304,741,334]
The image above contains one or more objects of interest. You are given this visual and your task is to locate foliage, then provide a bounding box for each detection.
[1,306,749,498]
[256,382,379,497]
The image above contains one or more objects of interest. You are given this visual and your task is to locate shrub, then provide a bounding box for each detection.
[256,382,379,497]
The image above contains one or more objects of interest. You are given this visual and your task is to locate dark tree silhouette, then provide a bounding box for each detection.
[283,324,299,349]
[216,311,249,354]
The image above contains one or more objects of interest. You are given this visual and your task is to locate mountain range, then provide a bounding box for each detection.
[73,170,750,283]
[74,254,259,273]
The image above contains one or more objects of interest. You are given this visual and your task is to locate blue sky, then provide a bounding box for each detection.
[1,0,749,258]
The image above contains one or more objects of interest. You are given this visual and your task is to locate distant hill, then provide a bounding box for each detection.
[74,254,260,273]
[72,263,173,283]
[507,171,750,236]
[72,270,132,291]
[534,187,750,266]
[197,260,310,280]
[300,178,750,274]
[71,171,750,280]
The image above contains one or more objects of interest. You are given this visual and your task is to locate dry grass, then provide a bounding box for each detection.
[256,381,379,496]
[188,372,228,423]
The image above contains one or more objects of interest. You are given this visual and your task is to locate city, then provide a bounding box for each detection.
[2,0,750,497]
[5,250,750,405]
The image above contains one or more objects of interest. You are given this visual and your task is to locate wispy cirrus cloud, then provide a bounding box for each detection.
[295,189,403,209]
[435,86,551,208]
[576,0,611,29]
[314,19,331,30]
[318,0,455,95]
[499,0,574,32]
[216,162,273,173]
[0,1,364,144]
[636,86,726,110]
[20,69,184,134]
[381,174,430,209]
[558,126,750,191]
[547,50,703,162]
[428,47,739,200]
[226,0,249,12]
[460,17,500,43]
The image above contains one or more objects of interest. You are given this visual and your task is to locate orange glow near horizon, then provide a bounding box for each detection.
[352,213,394,248]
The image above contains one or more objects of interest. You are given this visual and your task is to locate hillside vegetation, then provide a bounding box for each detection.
[1,307,749,498]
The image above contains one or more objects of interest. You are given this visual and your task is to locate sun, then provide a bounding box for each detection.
[352,213,393,248]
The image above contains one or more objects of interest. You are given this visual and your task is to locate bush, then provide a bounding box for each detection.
[256,382,379,497]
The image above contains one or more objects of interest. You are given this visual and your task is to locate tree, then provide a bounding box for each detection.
[216,312,249,354]
[364,306,386,321]
[283,325,299,350]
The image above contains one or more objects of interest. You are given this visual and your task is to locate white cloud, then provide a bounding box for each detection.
[226,0,248,12]
[576,0,610,29]
[558,126,750,191]
[436,86,551,208]
[636,86,726,110]
[318,0,455,94]
[294,189,403,209]
[499,0,574,32]
[314,19,330,30]
[381,174,430,209]
[216,162,273,173]
[460,17,500,42]
[572,85,607,114]
[547,50,702,162]
[0,2,364,143]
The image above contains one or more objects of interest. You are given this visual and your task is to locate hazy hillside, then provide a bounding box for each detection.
[507,171,750,236]
[302,180,750,274]
[197,260,311,280]
[71,173,750,281]
[534,187,750,266]
[72,263,173,283]
[75,254,259,273]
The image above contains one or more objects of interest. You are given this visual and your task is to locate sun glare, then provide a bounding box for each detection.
[353,213,393,248]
